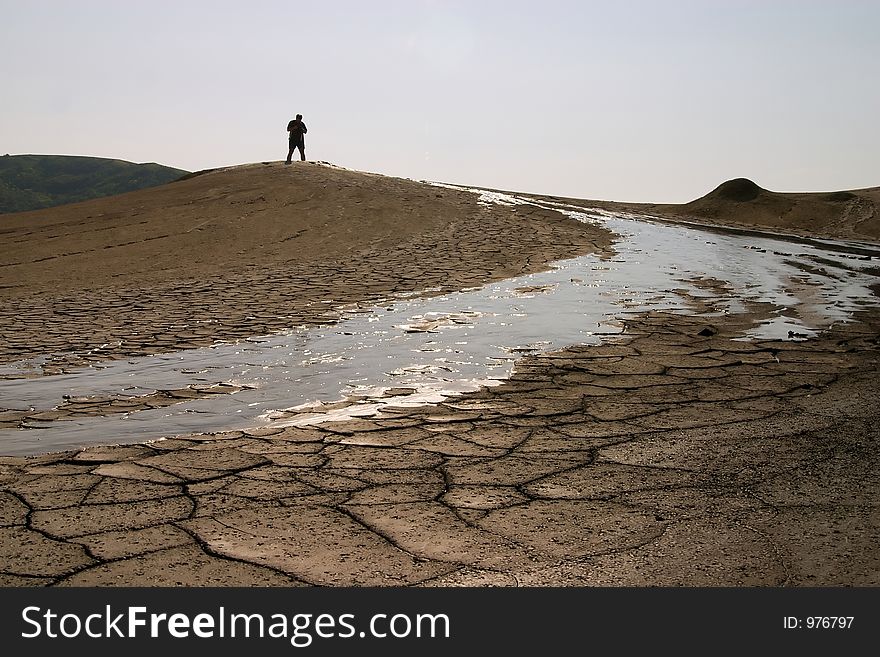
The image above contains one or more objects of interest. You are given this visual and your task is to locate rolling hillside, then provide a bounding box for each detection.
[0,154,188,214]
[653,178,880,241]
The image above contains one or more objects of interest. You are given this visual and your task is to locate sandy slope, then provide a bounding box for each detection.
[654,178,880,241]
[0,161,612,370]
[1,162,879,587]
[1,162,615,296]
[537,178,880,242]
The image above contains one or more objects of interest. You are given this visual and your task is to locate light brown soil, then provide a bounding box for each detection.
[2,308,878,586]
[1,163,878,586]
[535,178,880,242]
[0,162,612,374]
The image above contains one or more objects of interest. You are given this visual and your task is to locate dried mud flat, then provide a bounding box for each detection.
[1,163,878,586]
[1,307,879,587]
[0,163,612,375]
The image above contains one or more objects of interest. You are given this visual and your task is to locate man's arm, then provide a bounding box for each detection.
[301,122,307,134]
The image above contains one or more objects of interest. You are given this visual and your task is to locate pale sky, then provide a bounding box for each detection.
[1,0,878,202]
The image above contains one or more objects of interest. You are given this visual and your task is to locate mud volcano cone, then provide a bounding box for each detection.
[708,178,765,202]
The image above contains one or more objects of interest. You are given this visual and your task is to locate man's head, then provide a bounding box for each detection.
[296,114,303,120]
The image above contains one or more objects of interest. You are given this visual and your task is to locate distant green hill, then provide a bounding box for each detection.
[0,154,189,214]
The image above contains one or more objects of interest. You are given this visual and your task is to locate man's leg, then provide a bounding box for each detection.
[286,143,294,164]
[298,142,306,162]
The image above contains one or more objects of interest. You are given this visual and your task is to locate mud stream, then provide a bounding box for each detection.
[2,189,878,455]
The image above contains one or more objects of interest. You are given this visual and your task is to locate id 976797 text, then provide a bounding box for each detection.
[783,617,854,630]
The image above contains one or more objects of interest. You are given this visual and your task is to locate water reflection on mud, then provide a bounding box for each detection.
[1,188,878,455]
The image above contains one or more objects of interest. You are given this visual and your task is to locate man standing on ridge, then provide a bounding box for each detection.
[286,114,307,164]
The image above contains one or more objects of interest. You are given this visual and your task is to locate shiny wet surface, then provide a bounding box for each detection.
[1,189,878,455]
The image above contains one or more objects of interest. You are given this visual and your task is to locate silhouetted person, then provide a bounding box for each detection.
[286,114,307,163]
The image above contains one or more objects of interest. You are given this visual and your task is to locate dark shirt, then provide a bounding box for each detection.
[287,120,307,142]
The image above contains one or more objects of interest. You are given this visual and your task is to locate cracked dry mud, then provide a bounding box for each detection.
[2,164,878,586]
[2,309,878,587]
[0,164,613,377]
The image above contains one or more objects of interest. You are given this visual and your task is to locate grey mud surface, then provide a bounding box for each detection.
[0,182,611,378]
[2,307,878,586]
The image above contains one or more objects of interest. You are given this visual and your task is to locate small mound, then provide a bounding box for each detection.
[709,178,764,202]
[664,179,880,241]
[823,191,856,203]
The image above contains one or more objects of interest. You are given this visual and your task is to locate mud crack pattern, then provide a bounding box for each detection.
[2,310,878,586]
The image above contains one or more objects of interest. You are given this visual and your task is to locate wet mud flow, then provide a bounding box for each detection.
[1,188,878,455]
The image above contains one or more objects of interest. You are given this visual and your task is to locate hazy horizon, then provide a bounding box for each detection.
[2,0,878,203]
